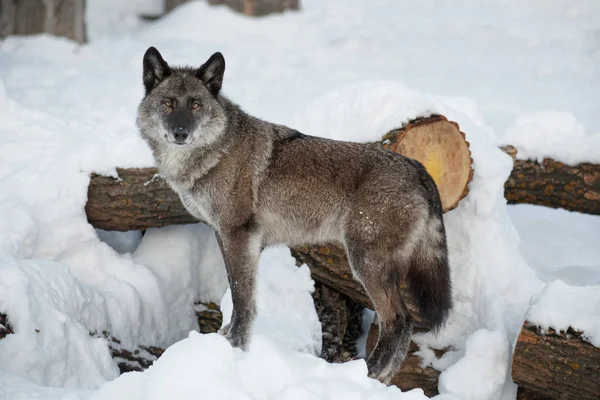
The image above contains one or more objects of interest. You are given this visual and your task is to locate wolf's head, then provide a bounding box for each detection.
[136,47,227,150]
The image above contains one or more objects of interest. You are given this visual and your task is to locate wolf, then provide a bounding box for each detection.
[136,47,452,384]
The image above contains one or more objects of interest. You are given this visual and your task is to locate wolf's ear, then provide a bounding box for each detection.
[143,47,172,95]
[196,52,225,96]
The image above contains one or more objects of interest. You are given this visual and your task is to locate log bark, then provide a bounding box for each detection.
[0,0,86,43]
[366,323,445,397]
[503,145,600,215]
[512,321,600,400]
[207,0,300,16]
[86,168,195,231]
[312,281,364,363]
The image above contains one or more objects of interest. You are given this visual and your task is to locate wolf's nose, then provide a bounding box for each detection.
[173,127,188,142]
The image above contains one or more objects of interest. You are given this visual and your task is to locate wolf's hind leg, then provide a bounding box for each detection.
[346,244,412,384]
[215,228,261,351]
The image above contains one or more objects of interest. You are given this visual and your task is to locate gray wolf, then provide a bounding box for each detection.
[136,47,452,384]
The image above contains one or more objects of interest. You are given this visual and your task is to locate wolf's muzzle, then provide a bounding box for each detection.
[173,126,189,144]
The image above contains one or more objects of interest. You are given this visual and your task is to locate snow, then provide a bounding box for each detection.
[502,111,600,165]
[526,281,600,347]
[220,246,322,355]
[507,205,600,285]
[0,0,599,399]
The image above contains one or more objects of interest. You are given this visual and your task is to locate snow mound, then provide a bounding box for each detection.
[91,332,444,400]
[220,246,322,355]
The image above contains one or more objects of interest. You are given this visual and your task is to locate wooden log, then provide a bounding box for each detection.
[512,321,600,400]
[503,145,600,215]
[86,168,195,231]
[207,0,300,16]
[312,281,364,363]
[366,322,445,397]
[383,115,473,212]
[0,0,86,43]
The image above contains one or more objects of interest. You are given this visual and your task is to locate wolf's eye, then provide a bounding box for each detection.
[191,101,200,110]
[164,100,173,108]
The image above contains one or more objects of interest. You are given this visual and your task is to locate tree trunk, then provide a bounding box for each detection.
[512,321,600,400]
[0,0,86,43]
[503,145,600,215]
[207,0,300,16]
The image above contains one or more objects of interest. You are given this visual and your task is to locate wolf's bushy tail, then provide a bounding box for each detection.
[406,205,452,331]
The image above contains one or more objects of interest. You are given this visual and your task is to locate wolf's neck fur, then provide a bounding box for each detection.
[153,96,269,191]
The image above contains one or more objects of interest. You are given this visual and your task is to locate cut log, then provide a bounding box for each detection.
[366,322,445,397]
[512,321,600,400]
[0,0,86,43]
[503,145,600,215]
[207,0,300,16]
[383,115,473,212]
[86,168,195,231]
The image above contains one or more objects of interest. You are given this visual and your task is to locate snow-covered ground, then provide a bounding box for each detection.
[1,1,599,399]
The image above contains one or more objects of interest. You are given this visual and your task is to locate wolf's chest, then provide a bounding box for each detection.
[169,183,217,228]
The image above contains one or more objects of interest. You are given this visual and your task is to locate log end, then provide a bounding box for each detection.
[385,115,474,212]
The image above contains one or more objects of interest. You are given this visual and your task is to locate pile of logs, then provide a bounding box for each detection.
[2,115,599,398]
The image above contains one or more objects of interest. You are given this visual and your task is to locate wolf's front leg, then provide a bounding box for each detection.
[215,227,261,351]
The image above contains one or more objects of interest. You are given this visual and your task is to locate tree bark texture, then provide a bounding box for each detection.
[512,321,600,400]
[312,281,364,363]
[86,168,196,231]
[503,145,600,215]
[207,0,300,16]
[0,0,86,43]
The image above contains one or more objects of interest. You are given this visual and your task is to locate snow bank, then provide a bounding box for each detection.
[526,281,600,347]
[502,111,600,165]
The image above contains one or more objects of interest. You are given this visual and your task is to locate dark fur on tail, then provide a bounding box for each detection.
[407,174,452,331]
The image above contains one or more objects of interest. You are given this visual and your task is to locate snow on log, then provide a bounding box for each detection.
[503,145,600,215]
[512,321,600,400]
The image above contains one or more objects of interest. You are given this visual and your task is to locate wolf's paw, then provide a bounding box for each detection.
[223,323,250,351]
[218,323,230,337]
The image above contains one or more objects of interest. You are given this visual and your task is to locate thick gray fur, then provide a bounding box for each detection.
[137,47,452,384]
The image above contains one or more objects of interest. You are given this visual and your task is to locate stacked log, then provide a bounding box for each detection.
[512,322,600,400]
[503,145,600,215]
[0,0,86,43]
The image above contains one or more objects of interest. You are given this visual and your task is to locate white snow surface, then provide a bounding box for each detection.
[0,0,599,399]
[526,281,600,347]
[502,111,600,165]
